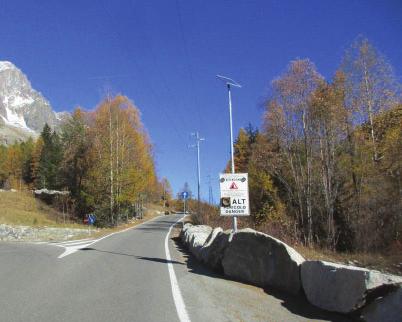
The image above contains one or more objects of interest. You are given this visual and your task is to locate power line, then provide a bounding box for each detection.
[99,2,198,186]
[127,0,191,141]
[99,2,188,148]
[174,0,204,129]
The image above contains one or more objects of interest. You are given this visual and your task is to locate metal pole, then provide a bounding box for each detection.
[196,132,201,214]
[162,181,166,213]
[190,132,204,216]
[207,175,213,204]
[228,84,235,174]
[227,84,237,232]
[196,132,201,204]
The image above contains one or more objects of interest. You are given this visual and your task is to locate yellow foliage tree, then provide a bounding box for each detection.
[85,95,158,225]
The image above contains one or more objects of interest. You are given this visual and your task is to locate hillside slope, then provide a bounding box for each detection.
[0,191,78,227]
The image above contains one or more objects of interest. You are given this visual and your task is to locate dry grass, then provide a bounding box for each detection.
[0,191,86,228]
[75,204,164,239]
[0,191,163,229]
[295,244,402,275]
[0,191,165,243]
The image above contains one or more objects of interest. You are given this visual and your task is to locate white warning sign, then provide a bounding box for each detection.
[219,173,249,216]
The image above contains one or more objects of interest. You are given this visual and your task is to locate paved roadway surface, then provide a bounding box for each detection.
[0,214,354,322]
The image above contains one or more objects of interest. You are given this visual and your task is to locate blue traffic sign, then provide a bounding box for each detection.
[182,191,189,199]
[88,214,96,225]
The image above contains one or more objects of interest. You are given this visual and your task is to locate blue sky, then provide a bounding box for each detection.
[1,0,401,201]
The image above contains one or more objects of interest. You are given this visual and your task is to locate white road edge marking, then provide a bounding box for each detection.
[55,238,93,245]
[57,215,164,259]
[165,216,190,322]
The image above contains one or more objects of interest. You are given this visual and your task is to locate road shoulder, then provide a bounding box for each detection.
[168,225,354,322]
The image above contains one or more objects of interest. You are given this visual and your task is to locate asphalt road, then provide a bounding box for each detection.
[0,214,353,322]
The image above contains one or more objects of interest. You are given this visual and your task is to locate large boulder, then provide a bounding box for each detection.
[360,286,402,322]
[181,224,212,259]
[200,227,223,254]
[301,260,402,314]
[200,228,232,272]
[180,223,193,243]
[222,228,305,294]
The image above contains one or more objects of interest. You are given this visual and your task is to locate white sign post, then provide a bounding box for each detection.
[219,173,249,216]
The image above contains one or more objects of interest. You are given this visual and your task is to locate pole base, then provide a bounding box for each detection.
[233,216,238,232]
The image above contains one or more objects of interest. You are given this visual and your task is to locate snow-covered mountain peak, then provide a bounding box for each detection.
[0,61,70,144]
[0,61,15,72]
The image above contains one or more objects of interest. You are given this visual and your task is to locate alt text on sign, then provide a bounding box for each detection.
[219,173,249,216]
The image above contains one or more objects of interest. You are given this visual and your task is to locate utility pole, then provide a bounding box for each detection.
[189,132,204,215]
[207,175,214,205]
[216,75,242,232]
[162,180,166,212]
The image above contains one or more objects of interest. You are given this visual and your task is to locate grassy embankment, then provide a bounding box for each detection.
[0,191,165,238]
[0,190,85,228]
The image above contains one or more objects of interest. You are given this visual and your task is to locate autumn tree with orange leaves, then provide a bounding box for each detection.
[84,95,158,225]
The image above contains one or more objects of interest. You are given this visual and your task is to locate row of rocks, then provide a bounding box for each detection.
[180,223,402,321]
[0,223,93,241]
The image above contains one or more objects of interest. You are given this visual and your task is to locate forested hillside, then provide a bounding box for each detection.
[0,95,168,226]
[226,37,401,253]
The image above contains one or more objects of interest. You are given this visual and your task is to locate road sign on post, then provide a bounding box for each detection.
[181,191,189,214]
[88,214,96,225]
[219,173,249,216]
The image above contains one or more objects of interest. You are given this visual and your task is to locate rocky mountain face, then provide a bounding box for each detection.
[0,61,69,145]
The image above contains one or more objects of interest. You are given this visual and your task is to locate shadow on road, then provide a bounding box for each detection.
[79,247,184,265]
[171,236,355,322]
[135,227,170,232]
[172,236,222,279]
[262,288,355,322]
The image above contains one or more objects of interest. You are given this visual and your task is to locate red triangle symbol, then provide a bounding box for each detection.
[230,182,238,189]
